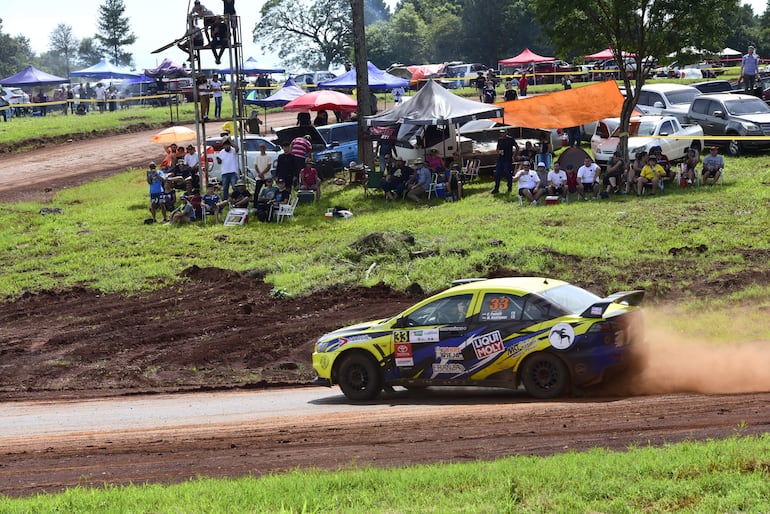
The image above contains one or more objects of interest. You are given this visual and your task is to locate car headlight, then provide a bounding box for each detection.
[740,121,760,132]
[630,146,645,156]
[315,339,330,353]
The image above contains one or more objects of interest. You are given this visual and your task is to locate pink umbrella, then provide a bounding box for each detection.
[283,90,358,112]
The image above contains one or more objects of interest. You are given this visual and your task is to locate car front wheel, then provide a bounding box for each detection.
[520,353,569,399]
[728,138,741,157]
[337,353,382,401]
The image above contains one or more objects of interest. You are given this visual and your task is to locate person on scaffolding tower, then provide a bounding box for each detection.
[190,0,216,39]
[222,0,237,31]
[209,16,229,65]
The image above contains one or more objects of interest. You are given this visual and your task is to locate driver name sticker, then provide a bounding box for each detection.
[432,363,464,374]
[549,323,576,350]
[394,342,414,367]
[469,330,504,359]
[408,329,440,343]
[435,347,464,361]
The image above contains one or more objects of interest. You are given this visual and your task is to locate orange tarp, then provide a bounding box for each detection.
[498,81,626,129]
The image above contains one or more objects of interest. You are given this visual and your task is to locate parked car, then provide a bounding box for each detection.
[518,60,574,84]
[0,86,30,105]
[292,71,337,91]
[205,135,281,183]
[685,93,770,156]
[633,83,701,122]
[274,122,359,172]
[690,80,734,94]
[591,115,703,167]
[445,63,488,89]
[312,276,645,401]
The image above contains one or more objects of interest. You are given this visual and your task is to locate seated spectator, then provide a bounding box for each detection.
[636,155,665,196]
[547,161,568,201]
[169,195,196,224]
[182,183,203,220]
[519,141,536,167]
[159,179,177,219]
[229,180,251,209]
[535,161,549,197]
[565,163,578,197]
[650,146,675,184]
[446,163,463,201]
[209,16,229,65]
[513,161,542,205]
[626,151,648,194]
[298,158,321,200]
[577,157,601,200]
[604,150,626,195]
[426,148,445,174]
[682,148,700,185]
[406,158,432,203]
[160,143,179,171]
[202,181,226,223]
[270,178,291,219]
[701,146,724,185]
[254,178,278,222]
[382,157,410,201]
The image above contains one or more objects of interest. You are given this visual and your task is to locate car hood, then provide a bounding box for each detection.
[317,318,390,343]
[274,126,327,146]
[729,113,770,124]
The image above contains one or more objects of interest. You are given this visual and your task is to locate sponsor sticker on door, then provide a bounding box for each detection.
[469,330,504,359]
[395,342,414,367]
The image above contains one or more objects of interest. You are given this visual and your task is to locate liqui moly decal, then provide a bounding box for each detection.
[470,330,504,359]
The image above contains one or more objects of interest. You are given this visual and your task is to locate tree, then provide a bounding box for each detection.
[532,0,737,161]
[77,37,104,68]
[365,0,391,24]
[49,24,79,78]
[0,20,34,78]
[94,0,136,67]
[255,0,353,69]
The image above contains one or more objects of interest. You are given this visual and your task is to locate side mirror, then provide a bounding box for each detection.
[713,110,724,119]
[653,101,664,109]
[659,132,669,137]
[393,316,407,328]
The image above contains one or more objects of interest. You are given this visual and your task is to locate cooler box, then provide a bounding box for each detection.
[297,190,315,204]
[545,195,560,205]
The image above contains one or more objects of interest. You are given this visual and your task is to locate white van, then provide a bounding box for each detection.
[445,63,488,89]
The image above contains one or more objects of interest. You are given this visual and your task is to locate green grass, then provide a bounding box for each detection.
[1,433,768,512]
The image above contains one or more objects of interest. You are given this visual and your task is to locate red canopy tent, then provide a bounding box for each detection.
[584,48,636,60]
[498,48,555,67]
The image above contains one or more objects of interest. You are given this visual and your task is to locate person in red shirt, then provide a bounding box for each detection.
[565,163,578,197]
[299,157,321,200]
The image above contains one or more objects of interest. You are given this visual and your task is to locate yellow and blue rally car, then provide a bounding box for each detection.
[313,277,644,400]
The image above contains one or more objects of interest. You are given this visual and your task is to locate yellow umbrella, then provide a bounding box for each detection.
[150,126,197,144]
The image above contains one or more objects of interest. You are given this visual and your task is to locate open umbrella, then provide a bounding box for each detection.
[283,90,358,112]
[151,126,196,144]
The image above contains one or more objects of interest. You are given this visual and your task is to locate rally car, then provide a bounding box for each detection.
[312,277,645,401]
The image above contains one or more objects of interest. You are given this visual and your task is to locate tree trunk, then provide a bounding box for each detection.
[350,0,374,170]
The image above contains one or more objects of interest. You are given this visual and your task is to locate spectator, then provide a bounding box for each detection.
[518,74,529,97]
[290,134,313,161]
[94,83,106,114]
[66,85,75,114]
[383,156,410,201]
[519,141,536,168]
[255,177,278,222]
[253,143,273,201]
[513,161,542,205]
[626,151,648,194]
[536,133,552,169]
[636,155,665,196]
[376,136,395,173]
[562,75,572,90]
[566,126,581,147]
[504,79,518,101]
[271,179,291,218]
[53,88,66,115]
[681,148,700,185]
[197,74,211,121]
[650,146,675,184]
[406,158,431,202]
[229,180,251,209]
[275,142,297,190]
[216,136,240,199]
[474,71,486,101]
[36,90,48,116]
[298,158,321,200]
[313,110,328,127]
[493,129,517,194]
[701,146,724,185]
[565,163,578,197]
[146,162,167,223]
[160,178,177,218]
[184,185,203,220]
[446,163,462,201]
[182,144,201,188]
[577,156,601,200]
[210,73,223,119]
[604,150,625,195]
[547,161,568,201]
[740,45,760,92]
[202,181,226,223]
[297,112,311,126]
[534,161,550,198]
[169,195,196,224]
[426,148,445,173]
[209,16,229,65]
[482,81,496,104]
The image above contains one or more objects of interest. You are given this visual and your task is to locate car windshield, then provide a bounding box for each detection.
[665,89,700,105]
[537,284,601,314]
[612,120,655,137]
[724,98,770,115]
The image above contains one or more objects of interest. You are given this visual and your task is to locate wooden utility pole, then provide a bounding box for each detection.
[350,0,375,170]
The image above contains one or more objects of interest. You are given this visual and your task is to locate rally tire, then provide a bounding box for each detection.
[728,138,741,157]
[520,353,569,399]
[337,353,382,401]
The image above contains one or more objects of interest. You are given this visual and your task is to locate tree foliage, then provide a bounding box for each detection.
[94,0,136,67]
[255,0,354,70]
[0,19,34,78]
[532,0,737,158]
[49,24,79,77]
[77,38,105,69]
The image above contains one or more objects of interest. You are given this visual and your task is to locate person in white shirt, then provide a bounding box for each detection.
[216,137,240,200]
[94,83,106,113]
[210,73,223,119]
[576,157,601,200]
[253,143,273,202]
[182,144,201,187]
[547,161,568,200]
[513,161,542,205]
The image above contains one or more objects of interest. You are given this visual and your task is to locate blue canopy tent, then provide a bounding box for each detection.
[0,65,68,87]
[70,59,140,80]
[317,61,410,92]
[244,77,305,128]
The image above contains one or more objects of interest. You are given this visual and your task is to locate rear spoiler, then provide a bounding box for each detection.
[580,290,645,318]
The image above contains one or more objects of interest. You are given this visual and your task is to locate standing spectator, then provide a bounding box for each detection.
[369,91,378,115]
[482,81,496,104]
[547,161,568,201]
[216,137,240,200]
[492,129,517,194]
[376,136,394,173]
[740,45,760,93]
[299,158,321,200]
[566,126,581,147]
[474,71,486,101]
[210,73,223,119]
[197,74,211,121]
[565,163,578,197]
[276,143,297,190]
[66,85,75,114]
[253,143,273,201]
[406,158,431,202]
[576,156,601,200]
[222,0,237,30]
[504,79,518,101]
[518,74,529,97]
[701,146,724,185]
[94,83,106,113]
[513,161,542,205]
[146,162,167,222]
[36,90,48,116]
[53,88,66,115]
[313,110,328,126]
[291,134,313,161]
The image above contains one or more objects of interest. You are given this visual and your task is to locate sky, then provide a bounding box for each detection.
[1,0,767,74]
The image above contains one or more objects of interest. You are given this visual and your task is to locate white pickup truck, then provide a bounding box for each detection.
[591,115,704,167]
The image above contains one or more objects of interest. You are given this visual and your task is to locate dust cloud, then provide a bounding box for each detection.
[610,319,770,396]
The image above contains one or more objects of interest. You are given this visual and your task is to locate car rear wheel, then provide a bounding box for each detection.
[728,138,741,157]
[338,353,382,401]
[520,353,569,399]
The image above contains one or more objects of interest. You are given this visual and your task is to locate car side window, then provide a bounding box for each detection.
[637,91,650,106]
[648,92,664,107]
[660,120,674,134]
[707,101,723,117]
[406,294,473,326]
[479,293,525,321]
[691,99,708,115]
